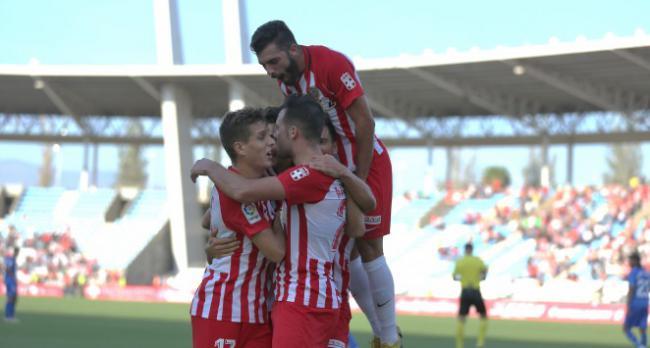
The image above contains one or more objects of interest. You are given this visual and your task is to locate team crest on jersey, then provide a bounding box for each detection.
[290,167,310,181]
[242,203,262,224]
[340,72,356,91]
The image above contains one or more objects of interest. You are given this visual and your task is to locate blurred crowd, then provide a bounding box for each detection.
[443,182,650,284]
[0,225,126,294]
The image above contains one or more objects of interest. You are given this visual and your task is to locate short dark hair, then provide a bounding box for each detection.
[464,243,473,252]
[250,20,297,55]
[219,108,265,162]
[630,251,642,265]
[324,117,338,142]
[262,106,281,124]
[280,95,326,144]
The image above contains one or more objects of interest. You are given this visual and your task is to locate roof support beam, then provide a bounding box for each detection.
[365,95,429,137]
[404,67,509,116]
[32,77,92,137]
[131,76,161,102]
[505,60,647,115]
[612,49,650,73]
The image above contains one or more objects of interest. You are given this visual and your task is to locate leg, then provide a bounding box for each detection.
[456,315,466,348]
[476,293,488,348]
[348,247,381,337]
[625,307,643,346]
[457,291,471,348]
[624,325,640,346]
[360,150,398,346]
[357,237,398,345]
[5,293,16,319]
[641,328,647,347]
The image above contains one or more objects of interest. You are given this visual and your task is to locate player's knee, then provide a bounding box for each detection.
[357,239,383,261]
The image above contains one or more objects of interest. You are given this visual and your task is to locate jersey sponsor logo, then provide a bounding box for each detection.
[364,215,382,225]
[340,72,356,91]
[290,167,310,181]
[214,338,236,348]
[242,203,262,224]
[328,339,346,348]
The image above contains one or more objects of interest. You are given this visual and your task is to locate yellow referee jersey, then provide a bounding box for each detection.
[453,255,487,289]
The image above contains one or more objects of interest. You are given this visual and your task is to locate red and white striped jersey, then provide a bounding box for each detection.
[190,172,276,324]
[274,165,346,309]
[334,234,354,306]
[278,45,386,171]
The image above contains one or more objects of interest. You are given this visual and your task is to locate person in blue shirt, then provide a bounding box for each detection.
[624,252,650,348]
[3,247,19,322]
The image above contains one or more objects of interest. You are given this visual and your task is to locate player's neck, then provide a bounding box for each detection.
[232,162,264,179]
[296,45,306,74]
[291,141,321,166]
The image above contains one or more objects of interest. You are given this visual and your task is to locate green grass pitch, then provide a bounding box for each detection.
[0,296,630,347]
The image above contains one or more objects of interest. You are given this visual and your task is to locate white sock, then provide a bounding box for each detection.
[349,256,382,336]
[363,255,398,344]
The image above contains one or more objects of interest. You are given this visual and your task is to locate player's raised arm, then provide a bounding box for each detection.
[309,154,376,213]
[191,158,285,203]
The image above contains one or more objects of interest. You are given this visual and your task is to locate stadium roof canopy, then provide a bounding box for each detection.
[1,33,650,146]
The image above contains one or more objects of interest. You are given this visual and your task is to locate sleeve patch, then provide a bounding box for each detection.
[340,72,357,91]
[241,203,262,224]
[290,167,310,181]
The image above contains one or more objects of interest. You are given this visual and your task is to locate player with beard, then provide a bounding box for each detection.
[250,20,399,347]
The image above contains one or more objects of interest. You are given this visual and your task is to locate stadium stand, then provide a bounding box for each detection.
[1,182,650,304]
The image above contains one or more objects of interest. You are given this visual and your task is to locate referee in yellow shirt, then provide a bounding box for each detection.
[453,242,488,348]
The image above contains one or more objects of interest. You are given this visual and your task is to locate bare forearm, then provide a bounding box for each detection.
[206,164,252,203]
[340,170,376,213]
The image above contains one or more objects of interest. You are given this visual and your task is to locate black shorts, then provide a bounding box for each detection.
[459,288,487,317]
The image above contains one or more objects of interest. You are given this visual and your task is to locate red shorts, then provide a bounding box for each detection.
[329,300,352,347]
[191,316,271,348]
[271,301,339,348]
[363,147,393,239]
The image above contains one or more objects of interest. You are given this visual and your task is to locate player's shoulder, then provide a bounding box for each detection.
[284,165,331,182]
[307,45,351,65]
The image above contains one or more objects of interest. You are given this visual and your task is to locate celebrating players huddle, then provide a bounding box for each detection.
[189,21,400,348]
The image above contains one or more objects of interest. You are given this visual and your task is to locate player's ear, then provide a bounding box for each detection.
[288,125,298,140]
[233,141,246,157]
[288,43,299,57]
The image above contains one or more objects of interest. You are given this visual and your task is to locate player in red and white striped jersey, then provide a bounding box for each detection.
[204,112,375,348]
[192,95,358,348]
[190,108,285,348]
[250,20,400,348]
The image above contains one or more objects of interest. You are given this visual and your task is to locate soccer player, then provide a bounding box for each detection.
[205,112,374,348]
[3,246,19,322]
[192,95,353,347]
[250,20,399,348]
[624,252,650,348]
[190,108,286,348]
[453,243,488,348]
[312,119,366,348]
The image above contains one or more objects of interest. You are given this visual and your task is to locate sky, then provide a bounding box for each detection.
[1,0,649,192]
